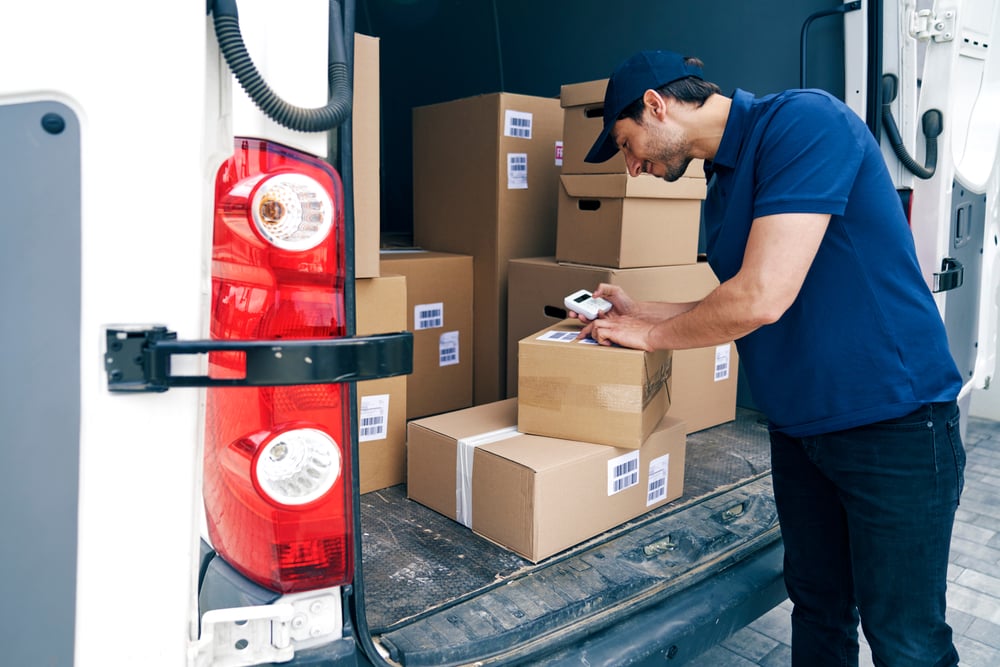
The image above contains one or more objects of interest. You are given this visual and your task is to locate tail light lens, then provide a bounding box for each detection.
[203,137,352,593]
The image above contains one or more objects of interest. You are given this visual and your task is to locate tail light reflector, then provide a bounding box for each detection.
[203,138,352,593]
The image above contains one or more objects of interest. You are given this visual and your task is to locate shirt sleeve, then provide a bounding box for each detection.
[751,91,866,219]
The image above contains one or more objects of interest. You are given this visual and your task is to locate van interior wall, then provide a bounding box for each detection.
[356,0,848,243]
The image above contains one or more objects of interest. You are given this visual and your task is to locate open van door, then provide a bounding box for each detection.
[845,0,1000,432]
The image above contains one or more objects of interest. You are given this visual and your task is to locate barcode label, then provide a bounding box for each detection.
[507,153,528,189]
[608,451,640,496]
[414,302,443,330]
[439,331,459,367]
[537,330,578,342]
[504,110,533,139]
[359,394,390,442]
[646,453,670,506]
[714,344,731,381]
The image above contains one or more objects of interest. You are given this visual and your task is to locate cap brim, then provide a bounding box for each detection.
[584,123,619,163]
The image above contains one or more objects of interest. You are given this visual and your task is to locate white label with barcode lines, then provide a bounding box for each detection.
[439,331,459,367]
[414,302,443,330]
[359,394,390,442]
[608,451,640,496]
[507,153,528,189]
[646,453,670,506]
[537,330,578,342]
[714,344,731,381]
[504,110,533,139]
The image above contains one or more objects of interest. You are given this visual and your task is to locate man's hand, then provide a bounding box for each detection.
[582,315,657,351]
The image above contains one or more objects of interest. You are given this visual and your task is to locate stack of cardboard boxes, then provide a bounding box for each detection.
[352,54,739,562]
[507,78,740,435]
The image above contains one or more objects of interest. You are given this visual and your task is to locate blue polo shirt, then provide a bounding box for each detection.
[703,88,962,436]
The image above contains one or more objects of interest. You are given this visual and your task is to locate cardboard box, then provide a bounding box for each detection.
[506,257,738,433]
[355,274,408,492]
[353,33,380,279]
[413,92,563,406]
[379,250,474,419]
[517,320,672,448]
[560,78,705,177]
[407,398,686,562]
[556,173,705,269]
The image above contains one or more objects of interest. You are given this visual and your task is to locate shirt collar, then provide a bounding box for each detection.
[707,88,753,171]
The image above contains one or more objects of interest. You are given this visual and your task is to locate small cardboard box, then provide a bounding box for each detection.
[560,78,705,177]
[353,33,380,279]
[517,320,672,448]
[413,92,563,406]
[379,250,474,419]
[407,398,686,562]
[355,274,408,493]
[556,173,705,269]
[505,257,738,433]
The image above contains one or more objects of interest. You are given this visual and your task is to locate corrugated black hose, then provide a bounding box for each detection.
[210,0,352,133]
[881,73,942,180]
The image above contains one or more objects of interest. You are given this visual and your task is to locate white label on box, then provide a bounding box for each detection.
[714,344,731,382]
[414,302,443,330]
[608,451,640,496]
[439,331,459,366]
[507,153,528,189]
[359,393,390,442]
[537,330,578,342]
[555,140,563,166]
[504,109,533,139]
[646,453,671,506]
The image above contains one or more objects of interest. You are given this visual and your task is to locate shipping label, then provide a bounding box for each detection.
[507,153,528,189]
[608,450,640,496]
[439,331,459,367]
[646,453,671,506]
[504,109,533,139]
[414,302,443,330]
[714,344,731,382]
[359,394,390,442]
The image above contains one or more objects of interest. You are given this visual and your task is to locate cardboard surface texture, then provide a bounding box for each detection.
[556,174,705,269]
[353,33,380,278]
[379,250,474,419]
[505,257,738,433]
[517,320,672,448]
[355,274,408,492]
[407,398,687,562]
[412,92,563,406]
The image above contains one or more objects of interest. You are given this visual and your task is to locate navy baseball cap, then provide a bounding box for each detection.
[584,50,704,163]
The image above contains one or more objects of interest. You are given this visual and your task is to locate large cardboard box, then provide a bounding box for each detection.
[556,174,705,269]
[517,320,671,448]
[355,274,408,493]
[379,250,474,419]
[506,257,738,433]
[560,78,705,177]
[353,33,380,279]
[407,398,686,562]
[413,92,563,406]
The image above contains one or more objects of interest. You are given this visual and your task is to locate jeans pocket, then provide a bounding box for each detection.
[945,413,966,502]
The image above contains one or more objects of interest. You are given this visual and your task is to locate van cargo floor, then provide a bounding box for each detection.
[359,408,773,634]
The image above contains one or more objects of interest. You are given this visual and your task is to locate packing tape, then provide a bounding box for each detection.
[456,426,520,528]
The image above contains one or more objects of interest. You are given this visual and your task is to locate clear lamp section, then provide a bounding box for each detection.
[254,428,342,506]
[251,173,334,251]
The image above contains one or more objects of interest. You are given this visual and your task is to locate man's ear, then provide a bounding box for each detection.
[642,89,668,120]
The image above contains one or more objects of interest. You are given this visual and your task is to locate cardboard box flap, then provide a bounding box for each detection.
[560,173,707,200]
[479,433,608,472]
[414,398,517,441]
[560,78,608,109]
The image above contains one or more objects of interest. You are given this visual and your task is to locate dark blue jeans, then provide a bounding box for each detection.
[770,401,965,667]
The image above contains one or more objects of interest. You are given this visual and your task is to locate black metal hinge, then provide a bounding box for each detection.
[105,326,413,393]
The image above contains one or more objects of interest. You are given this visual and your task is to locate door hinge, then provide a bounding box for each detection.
[104,326,412,392]
[194,603,294,667]
[910,7,956,42]
[933,257,964,292]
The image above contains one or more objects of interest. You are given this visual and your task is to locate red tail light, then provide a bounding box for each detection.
[203,138,352,593]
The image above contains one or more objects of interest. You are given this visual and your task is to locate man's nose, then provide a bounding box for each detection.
[624,153,643,177]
